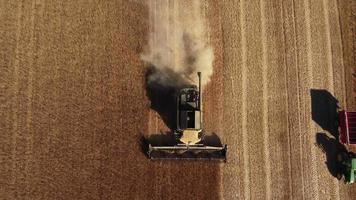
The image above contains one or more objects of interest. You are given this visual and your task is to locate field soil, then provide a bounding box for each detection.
[1,0,355,199]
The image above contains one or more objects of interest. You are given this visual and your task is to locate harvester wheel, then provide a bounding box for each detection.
[335,114,339,126]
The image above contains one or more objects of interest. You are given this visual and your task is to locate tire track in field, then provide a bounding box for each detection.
[293,0,318,199]
[31,1,64,197]
[260,0,272,198]
[282,0,305,199]
[243,1,269,199]
[0,1,23,199]
[322,0,335,94]
[308,0,324,198]
[218,1,243,199]
[292,1,306,198]
[239,0,250,199]
[263,0,292,198]
[302,1,321,199]
[204,1,225,197]
[9,1,23,197]
[25,2,40,196]
[329,0,346,106]
[280,0,294,197]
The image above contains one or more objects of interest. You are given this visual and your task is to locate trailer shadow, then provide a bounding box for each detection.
[310,89,339,138]
[316,132,348,179]
[139,133,176,157]
[145,66,190,130]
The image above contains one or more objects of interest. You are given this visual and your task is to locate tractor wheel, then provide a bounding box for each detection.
[337,151,348,162]
[336,173,343,180]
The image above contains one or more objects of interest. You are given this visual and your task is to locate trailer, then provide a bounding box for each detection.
[339,111,356,146]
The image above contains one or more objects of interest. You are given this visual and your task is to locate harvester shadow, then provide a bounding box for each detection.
[145,66,190,130]
[141,66,187,156]
[139,132,177,157]
[316,133,348,179]
[141,132,176,146]
[203,133,223,147]
[310,89,339,138]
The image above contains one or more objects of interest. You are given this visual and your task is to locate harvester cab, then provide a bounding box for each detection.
[174,83,202,145]
[147,72,227,161]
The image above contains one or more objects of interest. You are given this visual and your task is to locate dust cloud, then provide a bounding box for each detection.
[141,0,214,88]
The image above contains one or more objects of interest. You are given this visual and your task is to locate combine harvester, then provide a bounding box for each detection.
[338,110,356,184]
[147,72,227,161]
